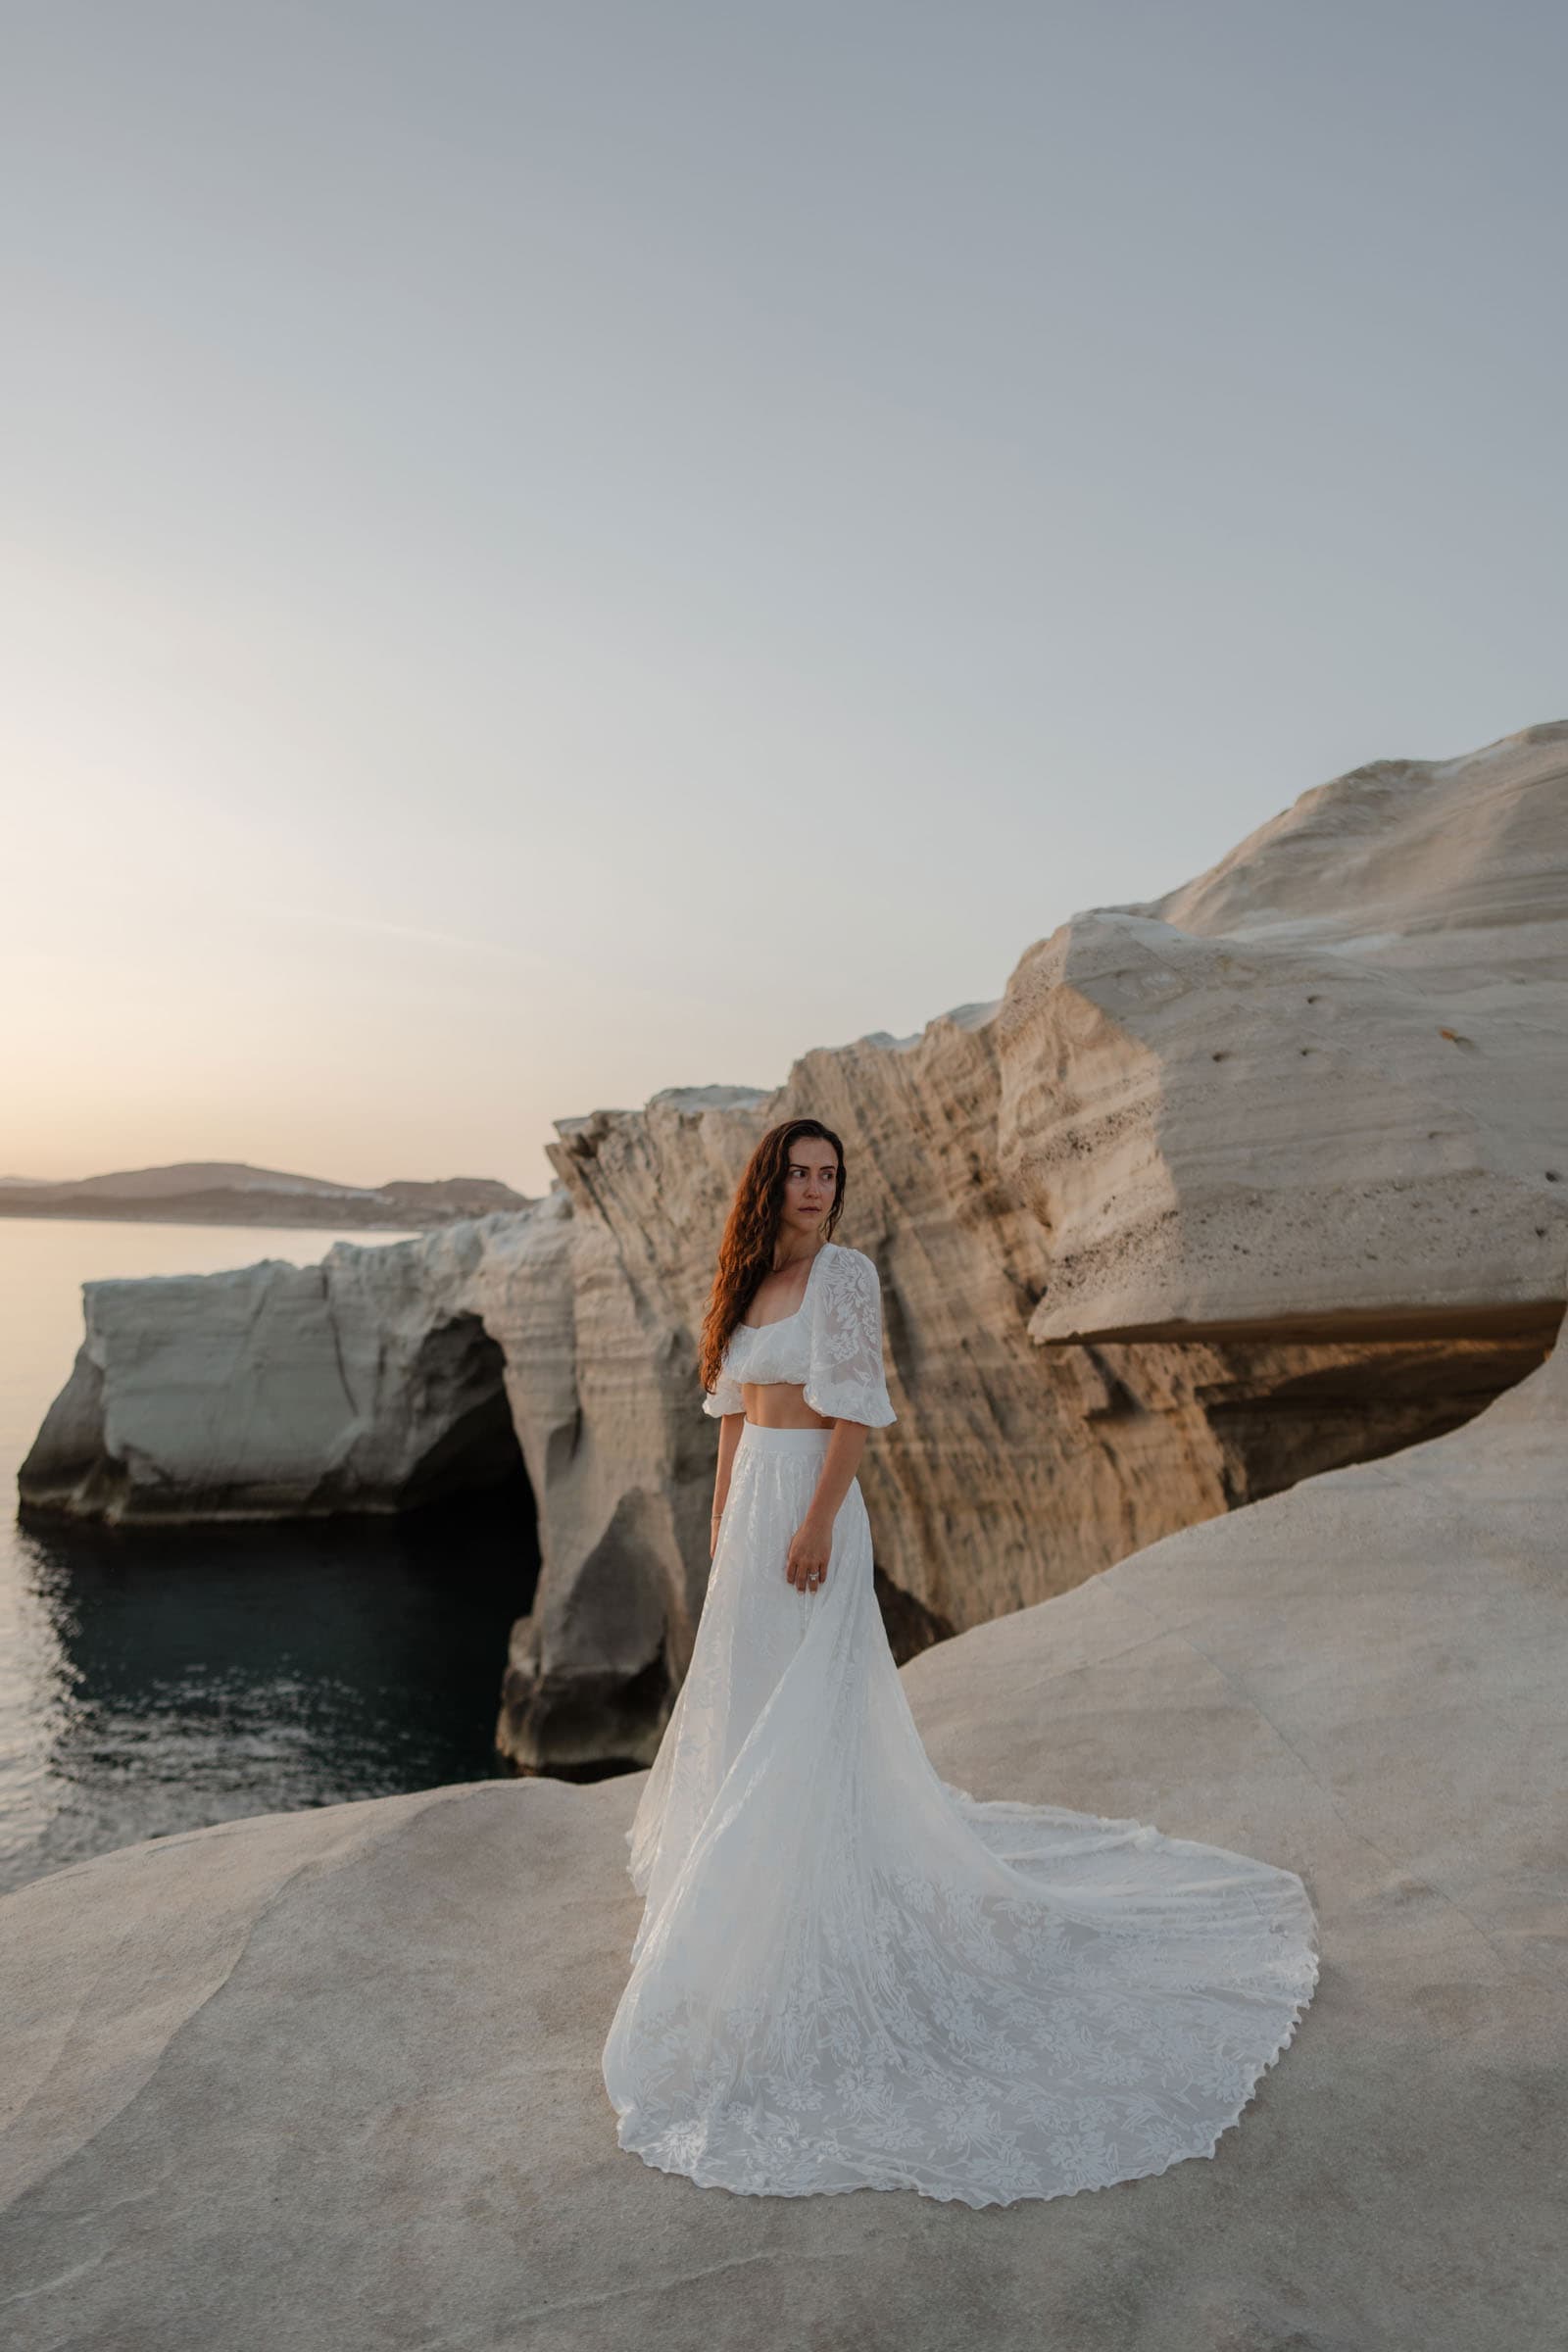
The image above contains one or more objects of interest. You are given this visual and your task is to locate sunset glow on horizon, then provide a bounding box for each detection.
[4,3,1563,1194]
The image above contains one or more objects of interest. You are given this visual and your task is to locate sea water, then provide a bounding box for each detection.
[0,1217,532,1896]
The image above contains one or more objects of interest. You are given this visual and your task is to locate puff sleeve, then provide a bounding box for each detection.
[803,1247,897,1427]
[702,1346,746,1418]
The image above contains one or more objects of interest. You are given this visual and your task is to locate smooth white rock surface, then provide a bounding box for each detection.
[2,1310,1562,2352]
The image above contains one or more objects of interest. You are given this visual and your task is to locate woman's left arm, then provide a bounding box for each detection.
[785,1420,868,1591]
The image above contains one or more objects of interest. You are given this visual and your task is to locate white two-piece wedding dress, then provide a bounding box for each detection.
[601,1240,1319,2207]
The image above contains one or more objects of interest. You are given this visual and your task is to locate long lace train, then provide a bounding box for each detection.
[601,1423,1319,2207]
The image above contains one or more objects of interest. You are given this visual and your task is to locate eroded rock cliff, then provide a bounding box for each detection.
[19,721,1568,1773]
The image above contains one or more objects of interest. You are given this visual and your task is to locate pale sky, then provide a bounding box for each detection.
[3,1,1563,1196]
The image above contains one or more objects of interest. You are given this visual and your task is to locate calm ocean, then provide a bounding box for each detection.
[0,1217,533,1897]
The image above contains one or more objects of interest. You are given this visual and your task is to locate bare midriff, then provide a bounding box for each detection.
[742,1379,834,1431]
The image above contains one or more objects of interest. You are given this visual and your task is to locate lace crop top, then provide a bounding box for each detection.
[702,1240,897,1427]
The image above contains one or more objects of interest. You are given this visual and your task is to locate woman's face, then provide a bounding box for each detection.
[780,1138,839,1237]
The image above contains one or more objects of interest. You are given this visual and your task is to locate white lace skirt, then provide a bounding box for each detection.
[602,1422,1319,2207]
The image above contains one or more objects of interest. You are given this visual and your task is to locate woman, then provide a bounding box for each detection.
[601,1117,1318,2207]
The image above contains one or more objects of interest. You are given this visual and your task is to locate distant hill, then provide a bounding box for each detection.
[0,1160,534,1231]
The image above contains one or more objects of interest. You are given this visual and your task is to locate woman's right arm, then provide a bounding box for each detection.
[710,1412,745,1556]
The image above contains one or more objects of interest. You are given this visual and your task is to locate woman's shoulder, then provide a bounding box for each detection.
[820,1240,879,1284]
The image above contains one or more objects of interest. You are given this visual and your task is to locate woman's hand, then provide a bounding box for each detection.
[710,1508,723,1561]
[786,1508,834,1593]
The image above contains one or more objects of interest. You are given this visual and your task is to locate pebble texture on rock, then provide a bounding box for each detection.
[2,1311,1562,2352]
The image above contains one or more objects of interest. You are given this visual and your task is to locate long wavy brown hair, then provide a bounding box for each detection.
[698,1117,846,1396]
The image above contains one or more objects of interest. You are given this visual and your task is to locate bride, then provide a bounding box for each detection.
[601,1117,1319,2206]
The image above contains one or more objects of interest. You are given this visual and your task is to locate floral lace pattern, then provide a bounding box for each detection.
[603,1426,1319,2206]
[802,1244,897,1426]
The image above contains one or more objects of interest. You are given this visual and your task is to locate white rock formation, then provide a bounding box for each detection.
[18,721,1568,1774]
[2,1306,1561,2352]
[509,721,1568,1763]
[19,1219,530,1521]
[1002,719,1568,1339]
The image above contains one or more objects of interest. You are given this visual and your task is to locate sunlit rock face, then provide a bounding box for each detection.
[2,1311,1562,2351]
[18,722,1568,1774]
